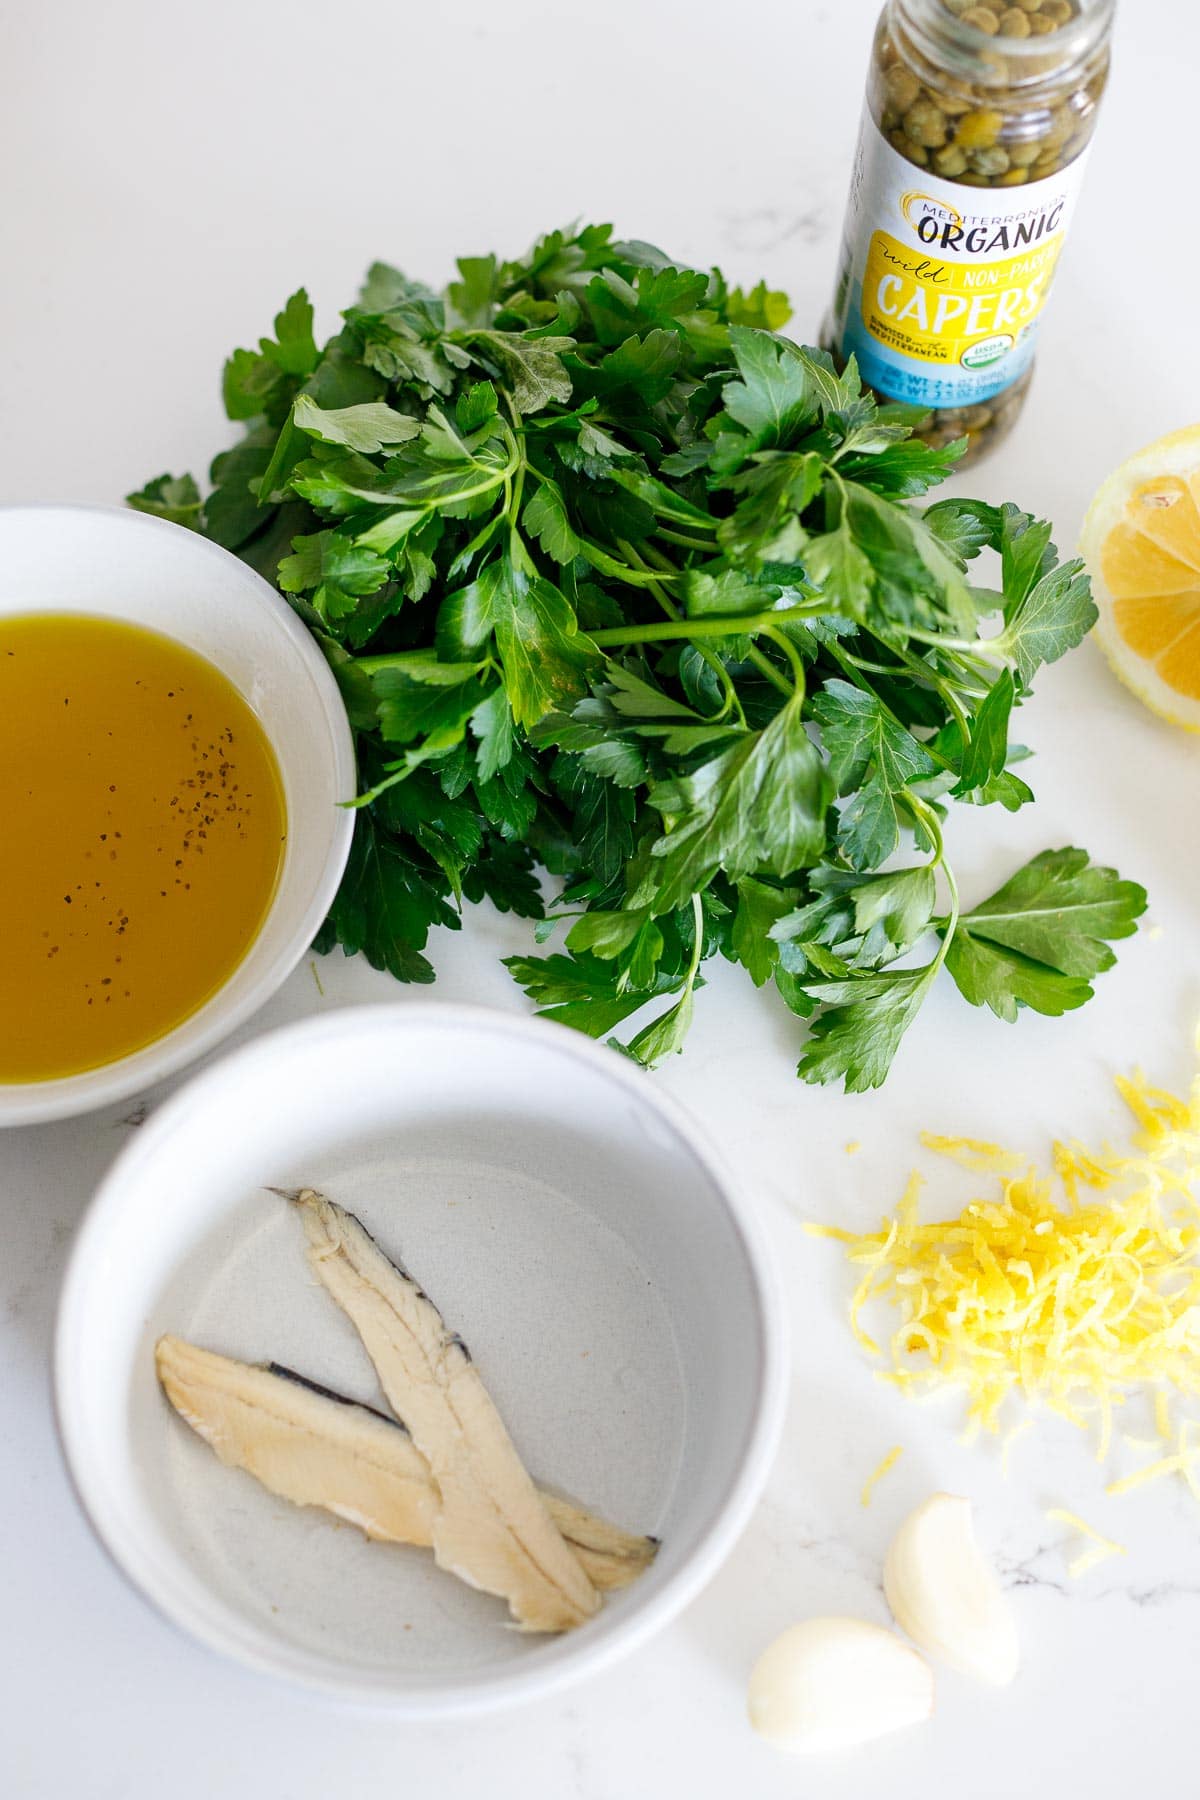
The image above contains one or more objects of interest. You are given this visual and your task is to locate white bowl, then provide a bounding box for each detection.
[0,504,355,1125]
[55,1004,786,1715]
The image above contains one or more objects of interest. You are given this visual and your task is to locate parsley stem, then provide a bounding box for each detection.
[940,681,972,751]
[615,538,677,619]
[885,639,975,751]
[680,892,705,995]
[655,527,717,552]
[701,652,746,725]
[746,646,795,699]
[634,539,685,583]
[614,537,747,719]
[506,439,529,556]
[903,791,959,969]
[763,625,807,702]
[638,538,797,703]
[590,605,825,647]
[903,625,998,659]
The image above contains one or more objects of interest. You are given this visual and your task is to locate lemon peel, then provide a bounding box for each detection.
[1080,423,1200,732]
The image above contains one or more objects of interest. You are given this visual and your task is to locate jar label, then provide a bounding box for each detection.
[830,112,1091,410]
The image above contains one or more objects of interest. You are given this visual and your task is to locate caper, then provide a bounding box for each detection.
[935,90,974,116]
[998,8,1031,36]
[904,98,949,146]
[996,165,1029,184]
[889,127,928,162]
[968,144,1011,175]
[1006,137,1043,165]
[933,143,970,176]
[884,64,922,112]
[960,6,1001,31]
[1040,0,1074,21]
[1043,103,1075,143]
[955,106,1004,147]
[1028,14,1060,32]
[1012,0,1042,11]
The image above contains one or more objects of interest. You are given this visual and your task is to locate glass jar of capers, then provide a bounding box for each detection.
[826,0,1113,464]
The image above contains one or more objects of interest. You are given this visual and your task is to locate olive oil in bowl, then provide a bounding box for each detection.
[0,615,287,1082]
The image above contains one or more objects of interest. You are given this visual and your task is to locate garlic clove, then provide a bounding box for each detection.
[884,1492,1019,1686]
[747,1616,935,1755]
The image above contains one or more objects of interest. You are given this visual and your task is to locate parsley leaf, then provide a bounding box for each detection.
[644,697,831,911]
[798,964,938,1092]
[954,669,1015,795]
[485,558,600,727]
[812,680,935,868]
[317,808,457,984]
[732,878,798,986]
[127,472,203,529]
[278,530,390,624]
[943,847,1147,1020]
[942,931,1093,1021]
[992,556,1097,683]
[503,950,677,1035]
[292,395,420,454]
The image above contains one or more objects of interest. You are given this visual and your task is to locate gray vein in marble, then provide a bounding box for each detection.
[997,1541,1200,1609]
[996,1544,1070,1598]
[1118,1580,1200,1609]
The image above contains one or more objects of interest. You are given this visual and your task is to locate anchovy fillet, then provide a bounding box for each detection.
[157,1334,437,1542]
[294,1189,601,1631]
[156,1335,657,1591]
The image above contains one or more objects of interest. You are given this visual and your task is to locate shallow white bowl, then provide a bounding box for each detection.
[55,1003,786,1715]
[0,504,355,1125]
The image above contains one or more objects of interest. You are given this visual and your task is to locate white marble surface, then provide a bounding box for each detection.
[3,0,1199,1792]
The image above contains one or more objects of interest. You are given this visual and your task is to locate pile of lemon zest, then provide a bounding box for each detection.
[813,1051,1200,1458]
[919,1133,1027,1174]
[845,1140,862,1156]
[860,1444,904,1507]
[1047,1508,1128,1576]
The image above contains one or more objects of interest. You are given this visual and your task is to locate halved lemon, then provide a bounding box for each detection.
[1079,424,1200,732]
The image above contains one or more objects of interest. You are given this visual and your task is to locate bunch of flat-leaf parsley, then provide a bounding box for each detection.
[131,224,1145,1090]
